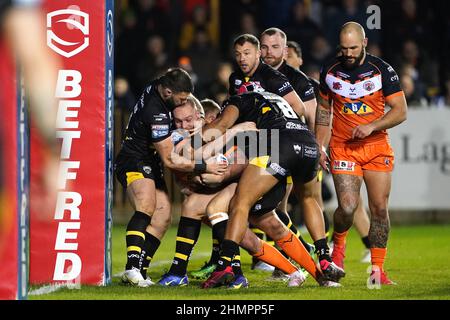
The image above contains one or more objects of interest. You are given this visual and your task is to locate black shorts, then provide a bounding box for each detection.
[114,151,167,191]
[249,132,319,184]
[249,180,286,216]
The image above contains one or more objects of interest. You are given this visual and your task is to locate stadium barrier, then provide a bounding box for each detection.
[29,0,114,288]
[0,38,28,300]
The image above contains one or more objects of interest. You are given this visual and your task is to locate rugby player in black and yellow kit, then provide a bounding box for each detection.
[114,68,227,287]
[201,91,345,288]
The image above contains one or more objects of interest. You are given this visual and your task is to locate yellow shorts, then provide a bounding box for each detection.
[330,143,394,176]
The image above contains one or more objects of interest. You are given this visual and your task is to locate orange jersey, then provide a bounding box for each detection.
[319,54,404,147]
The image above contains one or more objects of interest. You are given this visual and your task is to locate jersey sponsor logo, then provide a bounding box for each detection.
[171,129,187,145]
[333,82,342,90]
[363,81,375,91]
[286,122,307,130]
[304,146,318,158]
[336,71,350,79]
[151,124,169,138]
[47,7,90,58]
[142,166,152,175]
[333,160,355,171]
[390,75,399,82]
[342,102,374,115]
[234,79,242,86]
[293,144,302,154]
[278,81,292,94]
[326,74,382,99]
[254,204,262,211]
[106,10,113,58]
[269,162,287,176]
[304,87,314,96]
[237,81,265,94]
[358,71,374,79]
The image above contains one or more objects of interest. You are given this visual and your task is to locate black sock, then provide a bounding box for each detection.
[314,238,331,262]
[210,220,227,265]
[126,211,151,270]
[217,240,239,271]
[231,250,243,276]
[275,209,312,253]
[209,236,220,266]
[169,217,201,276]
[140,232,161,278]
[361,236,371,249]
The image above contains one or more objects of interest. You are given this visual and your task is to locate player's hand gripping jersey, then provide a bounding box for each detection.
[319,53,403,147]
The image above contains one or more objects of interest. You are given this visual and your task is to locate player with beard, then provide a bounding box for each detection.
[259,28,340,278]
[315,22,407,285]
[229,34,306,119]
[228,33,314,273]
[115,68,227,287]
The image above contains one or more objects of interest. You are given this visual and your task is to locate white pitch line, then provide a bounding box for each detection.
[29,252,211,295]
[113,252,211,278]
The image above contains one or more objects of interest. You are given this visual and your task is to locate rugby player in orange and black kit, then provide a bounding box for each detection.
[316,22,407,285]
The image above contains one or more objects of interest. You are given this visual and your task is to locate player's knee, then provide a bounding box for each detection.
[371,205,389,219]
[338,200,358,217]
[134,201,155,216]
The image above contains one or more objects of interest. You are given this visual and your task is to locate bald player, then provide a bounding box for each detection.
[316,22,407,285]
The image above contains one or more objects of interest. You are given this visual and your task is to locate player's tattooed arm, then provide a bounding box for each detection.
[315,95,331,127]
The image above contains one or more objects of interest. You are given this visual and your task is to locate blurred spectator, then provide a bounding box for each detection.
[400,74,428,107]
[261,0,296,28]
[178,56,199,92]
[208,62,233,105]
[115,9,140,93]
[136,35,171,90]
[135,0,174,47]
[239,12,259,35]
[185,27,220,98]
[285,0,321,59]
[286,40,303,69]
[396,39,439,102]
[309,35,333,67]
[115,77,137,113]
[323,0,367,49]
[366,42,382,57]
[444,78,450,106]
[179,3,219,51]
[304,64,321,82]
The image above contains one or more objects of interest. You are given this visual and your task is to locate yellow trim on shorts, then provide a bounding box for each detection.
[286,176,293,184]
[234,255,241,261]
[249,156,270,169]
[177,236,195,245]
[221,256,232,262]
[250,228,265,235]
[213,239,219,245]
[126,172,145,186]
[262,106,272,114]
[175,253,188,261]
[126,231,145,240]
[127,246,142,253]
[317,168,323,182]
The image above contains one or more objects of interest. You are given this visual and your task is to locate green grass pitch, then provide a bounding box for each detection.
[29,224,450,300]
